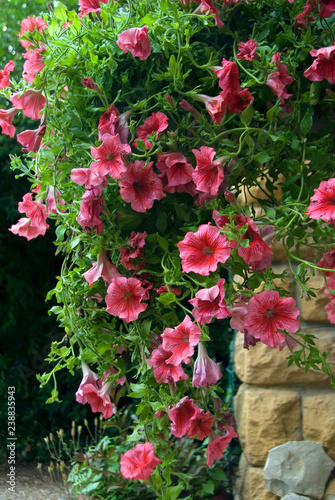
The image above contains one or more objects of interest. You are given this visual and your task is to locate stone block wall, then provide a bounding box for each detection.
[233,246,335,500]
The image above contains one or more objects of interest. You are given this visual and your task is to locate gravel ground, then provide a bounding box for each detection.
[0,463,71,500]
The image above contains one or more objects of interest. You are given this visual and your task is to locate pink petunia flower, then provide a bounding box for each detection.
[117,26,151,61]
[78,190,105,234]
[90,134,131,178]
[306,178,335,221]
[17,125,46,153]
[187,409,215,440]
[196,94,227,124]
[161,315,201,366]
[237,39,258,61]
[147,345,188,384]
[45,186,65,215]
[83,250,120,286]
[79,0,109,14]
[198,0,224,27]
[9,217,47,240]
[76,361,99,404]
[71,167,108,192]
[0,107,19,138]
[17,16,48,49]
[177,224,231,276]
[157,152,194,187]
[79,378,115,419]
[206,426,238,467]
[82,77,100,91]
[214,59,241,98]
[11,90,46,121]
[226,88,254,114]
[266,52,293,103]
[179,99,202,120]
[134,112,169,150]
[22,48,45,83]
[235,214,273,266]
[192,146,224,196]
[317,248,335,277]
[18,193,48,229]
[120,442,161,480]
[105,277,148,322]
[155,286,181,295]
[229,294,249,332]
[98,104,130,144]
[319,0,335,18]
[168,397,199,437]
[0,61,15,89]
[119,231,147,271]
[192,342,222,387]
[244,290,301,348]
[294,0,315,30]
[304,45,335,84]
[189,278,230,325]
[119,160,165,212]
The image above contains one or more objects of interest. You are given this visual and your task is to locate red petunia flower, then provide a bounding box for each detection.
[119,160,165,212]
[294,0,315,30]
[117,26,151,61]
[306,178,335,221]
[82,77,100,91]
[244,290,301,348]
[317,248,335,277]
[192,342,222,387]
[0,108,19,138]
[168,397,199,437]
[0,61,15,89]
[187,409,215,440]
[162,315,201,366]
[177,224,231,276]
[77,364,117,419]
[198,0,224,27]
[237,39,258,61]
[83,250,120,286]
[320,0,335,18]
[206,426,238,467]
[120,442,161,481]
[134,112,169,150]
[11,90,46,120]
[304,45,335,84]
[90,134,131,179]
[189,278,230,325]
[147,345,188,384]
[192,146,224,196]
[157,152,194,187]
[105,277,148,323]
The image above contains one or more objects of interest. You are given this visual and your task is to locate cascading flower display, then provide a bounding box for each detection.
[5,0,335,495]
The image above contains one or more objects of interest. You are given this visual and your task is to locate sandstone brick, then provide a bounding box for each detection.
[234,385,301,466]
[234,328,335,386]
[239,175,285,206]
[236,454,278,500]
[303,392,335,461]
[297,274,330,324]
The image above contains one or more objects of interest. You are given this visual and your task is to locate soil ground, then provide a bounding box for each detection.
[0,463,70,500]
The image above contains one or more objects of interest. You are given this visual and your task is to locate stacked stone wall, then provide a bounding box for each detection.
[234,188,335,500]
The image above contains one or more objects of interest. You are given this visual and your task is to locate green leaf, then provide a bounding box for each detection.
[266,98,280,123]
[129,383,150,398]
[240,104,253,127]
[157,234,169,251]
[254,151,271,164]
[53,1,68,23]
[157,292,177,305]
[67,236,81,252]
[300,110,313,137]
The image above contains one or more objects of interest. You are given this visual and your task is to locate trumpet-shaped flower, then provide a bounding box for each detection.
[192,342,222,387]
[120,442,161,480]
[306,178,335,221]
[117,26,151,61]
[244,290,300,348]
[147,346,188,384]
[178,224,231,276]
[90,134,131,178]
[161,315,201,366]
[105,277,148,322]
[11,90,46,120]
[189,278,230,325]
